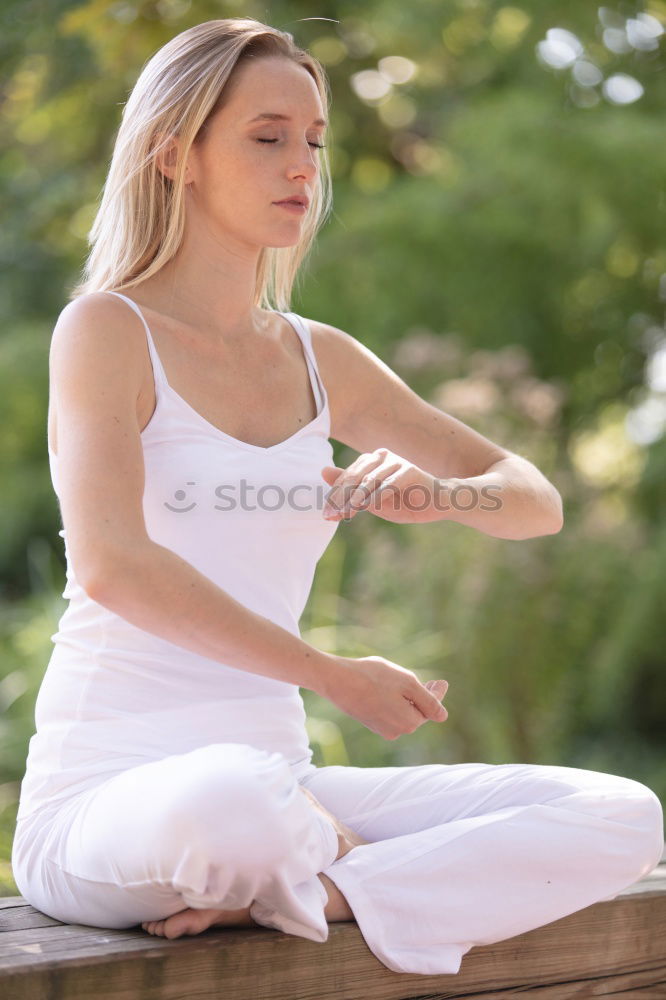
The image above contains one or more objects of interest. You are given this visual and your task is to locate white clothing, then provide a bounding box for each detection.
[12,292,665,976]
[12,746,664,976]
[16,292,337,824]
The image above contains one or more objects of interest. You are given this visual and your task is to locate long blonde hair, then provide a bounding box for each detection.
[68,17,333,311]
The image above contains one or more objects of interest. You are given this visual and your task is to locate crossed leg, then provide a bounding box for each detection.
[13,744,663,977]
[142,783,364,937]
[141,871,353,939]
[12,743,356,946]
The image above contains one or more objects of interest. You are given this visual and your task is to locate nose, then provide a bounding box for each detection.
[287,141,319,182]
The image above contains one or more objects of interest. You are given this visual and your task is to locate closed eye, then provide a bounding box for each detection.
[256,139,326,149]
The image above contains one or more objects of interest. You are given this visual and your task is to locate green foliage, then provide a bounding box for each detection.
[2,0,665,886]
[301,332,666,796]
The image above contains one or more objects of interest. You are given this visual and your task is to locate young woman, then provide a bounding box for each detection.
[12,17,663,977]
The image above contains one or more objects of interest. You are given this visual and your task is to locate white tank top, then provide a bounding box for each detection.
[16,292,339,823]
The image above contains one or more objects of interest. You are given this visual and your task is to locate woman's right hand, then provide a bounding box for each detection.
[321,654,449,741]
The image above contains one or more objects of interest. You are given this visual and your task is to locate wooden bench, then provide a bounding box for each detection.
[1,849,665,999]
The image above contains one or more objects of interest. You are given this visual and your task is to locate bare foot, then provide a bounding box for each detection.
[141,788,367,939]
[141,875,355,939]
[319,872,354,921]
[299,785,370,858]
[141,905,256,939]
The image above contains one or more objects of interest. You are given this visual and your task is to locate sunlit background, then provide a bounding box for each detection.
[1,0,665,893]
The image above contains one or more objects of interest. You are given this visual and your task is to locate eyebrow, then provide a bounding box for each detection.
[247,112,328,128]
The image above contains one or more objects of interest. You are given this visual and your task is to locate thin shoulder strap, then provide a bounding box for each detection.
[284,311,327,411]
[104,291,169,388]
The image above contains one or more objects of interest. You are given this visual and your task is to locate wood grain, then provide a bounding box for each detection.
[1,854,664,999]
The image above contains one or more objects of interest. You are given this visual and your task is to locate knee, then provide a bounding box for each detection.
[627,782,664,876]
[161,744,295,864]
[593,776,664,880]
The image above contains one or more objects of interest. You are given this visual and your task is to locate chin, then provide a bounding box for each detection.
[264,234,303,249]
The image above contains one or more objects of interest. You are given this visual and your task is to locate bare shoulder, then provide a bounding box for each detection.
[49,292,150,453]
[306,315,401,388]
[302,314,510,476]
[306,316,366,364]
[53,292,146,361]
[48,292,158,593]
[302,316,406,445]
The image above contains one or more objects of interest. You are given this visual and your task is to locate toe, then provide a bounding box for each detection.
[164,918,188,939]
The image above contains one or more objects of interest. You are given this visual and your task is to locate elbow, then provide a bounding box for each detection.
[77,561,122,606]
[542,517,563,537]
[542,486,564,535]
[76,545,148,605]
[513,485,563,540]
[81,567,118,606]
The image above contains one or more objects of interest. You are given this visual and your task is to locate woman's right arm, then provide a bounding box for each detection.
[50,294,448,737]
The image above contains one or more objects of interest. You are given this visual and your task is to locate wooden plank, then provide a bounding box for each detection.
[0,897,34,910]
[0,910,61,932]
[0,874,665,1000]
[0,905,65,932]
[413,966,666,999]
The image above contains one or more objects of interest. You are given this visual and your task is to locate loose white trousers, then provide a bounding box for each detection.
[12,743,664,976]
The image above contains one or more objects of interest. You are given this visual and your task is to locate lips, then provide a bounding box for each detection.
[274,196,310,209]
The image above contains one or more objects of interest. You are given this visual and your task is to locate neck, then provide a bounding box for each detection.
[141,217,274,343]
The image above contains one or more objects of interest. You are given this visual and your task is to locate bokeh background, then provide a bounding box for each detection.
[2,0,665,894]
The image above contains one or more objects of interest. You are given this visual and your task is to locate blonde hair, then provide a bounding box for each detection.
[68,17,333,311]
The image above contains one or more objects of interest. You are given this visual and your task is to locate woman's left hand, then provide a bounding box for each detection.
[321,448,449,525]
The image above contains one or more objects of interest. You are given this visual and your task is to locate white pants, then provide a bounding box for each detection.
[12,743,665,976]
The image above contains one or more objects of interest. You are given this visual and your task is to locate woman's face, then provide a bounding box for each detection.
[185,55,327,251]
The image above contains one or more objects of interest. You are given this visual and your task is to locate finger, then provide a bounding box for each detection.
[322,468,350,518]
[346,475,389,515]
[324,454,388,513]
[332,480,377,520]
[339,462,402,518]
[363,474,405,519]
[410,689,448,721]
[426,680,449,716]
[321,465,345,483]
[325,478,361,514]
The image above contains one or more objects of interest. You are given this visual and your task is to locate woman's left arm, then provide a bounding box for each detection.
[310,319,563,541]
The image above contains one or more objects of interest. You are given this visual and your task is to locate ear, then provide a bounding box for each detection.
[153,131,193,185]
